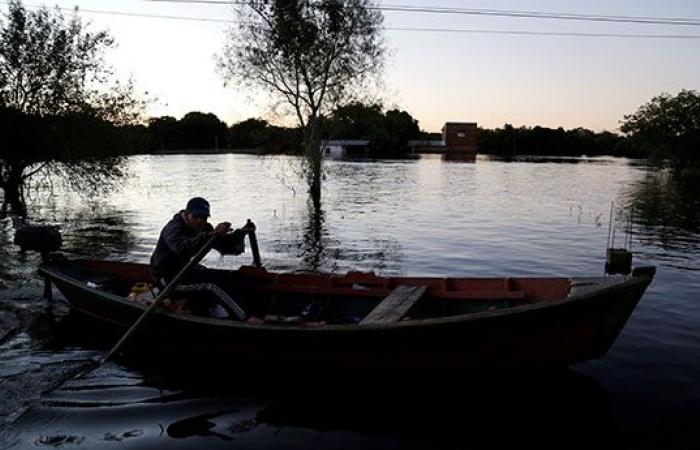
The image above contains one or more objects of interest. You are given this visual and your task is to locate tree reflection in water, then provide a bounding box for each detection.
[624,171,700,255]
[136,366,618,450]
[293,202,403,274]
[0,203,138,290]
[299,203,328,272]
[253,369,619,450]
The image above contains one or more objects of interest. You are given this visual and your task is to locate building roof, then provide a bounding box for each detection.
[323,139,370,146]
[407,140,445,147]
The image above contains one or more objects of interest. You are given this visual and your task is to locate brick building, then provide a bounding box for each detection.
[408,121,478,161]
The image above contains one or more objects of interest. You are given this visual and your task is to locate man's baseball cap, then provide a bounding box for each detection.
[185,197,211,217]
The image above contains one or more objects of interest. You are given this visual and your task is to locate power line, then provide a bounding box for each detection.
[4,2,700,39]
[3,1,232,23]
[387,27,700,39]
[145,0,700,27]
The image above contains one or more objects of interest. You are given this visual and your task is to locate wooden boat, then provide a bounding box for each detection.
[39,259,655,370]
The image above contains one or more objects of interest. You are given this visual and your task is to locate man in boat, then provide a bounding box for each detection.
[150,197,253,317]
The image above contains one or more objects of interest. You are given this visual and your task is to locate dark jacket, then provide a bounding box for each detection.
[150,211,213,283]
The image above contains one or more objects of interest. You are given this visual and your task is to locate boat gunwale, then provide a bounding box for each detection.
[38,262,653,333]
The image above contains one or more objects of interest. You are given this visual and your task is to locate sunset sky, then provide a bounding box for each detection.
[3,0,699,132]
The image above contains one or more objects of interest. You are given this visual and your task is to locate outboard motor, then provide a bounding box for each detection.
[12,217,62,256]
[12,217,63,304]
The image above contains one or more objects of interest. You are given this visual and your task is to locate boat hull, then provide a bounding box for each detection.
[41,262,655,370]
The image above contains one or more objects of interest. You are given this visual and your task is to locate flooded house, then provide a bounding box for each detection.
[320,122,478,160]
[408,122,478,161]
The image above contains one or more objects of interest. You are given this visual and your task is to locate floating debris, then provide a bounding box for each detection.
[103,429,143,442]
[36,433,83,446]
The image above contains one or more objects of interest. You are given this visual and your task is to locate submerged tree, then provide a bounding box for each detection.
[219,0,385,207]
[0,0,145,215]
[620,90,700,169]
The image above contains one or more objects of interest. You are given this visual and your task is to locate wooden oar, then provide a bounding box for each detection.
[246,219,262,267]
[101,234,217,363]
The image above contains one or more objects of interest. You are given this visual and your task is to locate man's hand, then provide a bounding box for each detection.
[213,222,232,236]
[241,220,256,233]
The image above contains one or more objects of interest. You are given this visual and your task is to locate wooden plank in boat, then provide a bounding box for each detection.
[433,290,526,300]
[360,285,427,325]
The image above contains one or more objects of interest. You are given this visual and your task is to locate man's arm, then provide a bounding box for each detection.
[162,222,213,256]
[163,221,232,256]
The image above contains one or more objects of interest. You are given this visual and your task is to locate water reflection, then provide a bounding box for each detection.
[624,171,700,256]
[3,362,619,450]
[0,203,138,290]
[254,369,618,450]
[62,210,137,260]
[1,154,699,449]
[167,411,236,441]
[299,203,328,271]
[270,201,404,274]
[484,155,618,165]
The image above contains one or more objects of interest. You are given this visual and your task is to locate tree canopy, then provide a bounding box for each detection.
[228,118,302,154]
[327,102,422,158]
[0,0,145,215]
[1,1,112,116]
[179,112,228,150]
[219,0,386,206]
[478,124,624,158]
[620,90,700,168]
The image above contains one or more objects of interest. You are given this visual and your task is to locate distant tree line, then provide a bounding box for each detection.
[147,114,302,154]
[478,90,699,165]
[142,103,422,158]
[30,91,694,163]
[477,125,625,157]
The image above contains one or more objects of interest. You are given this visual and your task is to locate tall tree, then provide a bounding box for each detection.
[620,90,700,169]
[0,0,144,215]
[219,0,385,207]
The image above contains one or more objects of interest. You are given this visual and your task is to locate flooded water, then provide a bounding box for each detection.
[1,154,699,449]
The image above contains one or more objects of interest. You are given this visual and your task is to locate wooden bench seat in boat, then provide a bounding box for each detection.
[360,285,428,325]
[253,283,525,302]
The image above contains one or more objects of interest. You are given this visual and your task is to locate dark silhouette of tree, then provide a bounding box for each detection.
[325,102,421,158]
[179,112,228,150]
[0,0,145,215]
[229,118,271,150]
[478,124,624,158]
[369,109,421,158]
[620,90,700,169]
[219,0,386,208]
[148,116,180,151]
[228,118,302,154]
[327,102,383,139]
[147,113,230,151]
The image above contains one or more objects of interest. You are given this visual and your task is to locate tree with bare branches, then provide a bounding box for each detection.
[219,0,385,208]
